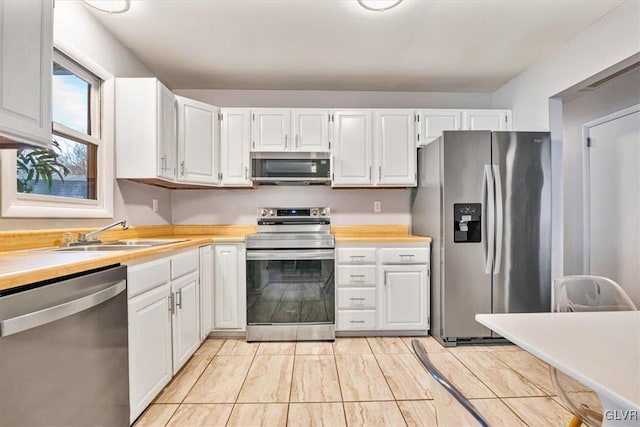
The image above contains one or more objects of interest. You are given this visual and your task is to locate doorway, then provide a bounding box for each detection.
[583,104,640,306]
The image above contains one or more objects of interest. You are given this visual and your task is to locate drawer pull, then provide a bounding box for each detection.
[399,254,415,260]
[350,255,366,261]
[349,297,366,301]
[350,274,366,282]
[350,320,366,324]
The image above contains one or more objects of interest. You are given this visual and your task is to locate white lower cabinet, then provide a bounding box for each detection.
[336,244,430,333]
[171,271,200,373]
[128,282,172,424]
[127,248,201,424]
[214,244,246,330]
[199,245,214,340]
[380,265,429,330]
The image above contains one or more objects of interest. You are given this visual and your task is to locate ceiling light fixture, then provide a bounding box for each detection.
[83,0,131,14]
[357,0,403,12]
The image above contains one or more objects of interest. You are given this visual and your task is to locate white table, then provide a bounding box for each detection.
[476,312,640,426]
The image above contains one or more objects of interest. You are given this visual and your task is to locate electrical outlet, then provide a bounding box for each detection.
[374,201,381,213]
[152,199,159,212]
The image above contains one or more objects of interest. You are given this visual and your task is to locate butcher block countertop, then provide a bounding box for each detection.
[0,224,430,292]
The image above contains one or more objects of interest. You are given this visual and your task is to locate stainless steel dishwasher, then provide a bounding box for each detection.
[0,265,129,426]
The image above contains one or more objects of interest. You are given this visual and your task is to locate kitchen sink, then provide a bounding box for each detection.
[44,239,188,252]
[52,245,150,252]
[104,239,188,246]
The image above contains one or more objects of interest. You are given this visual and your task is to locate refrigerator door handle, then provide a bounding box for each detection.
[483,165,495,274]
[493,165,504,275]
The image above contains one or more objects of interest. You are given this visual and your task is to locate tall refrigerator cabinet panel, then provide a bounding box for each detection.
[411,131,551,346]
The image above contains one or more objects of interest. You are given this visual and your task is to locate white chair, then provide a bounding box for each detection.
[551,275,638,427]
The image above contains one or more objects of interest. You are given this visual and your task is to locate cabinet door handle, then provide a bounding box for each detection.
[295,134,299,149]
[285,134,288,149]
[245,166,249,180]
[161,155,166,171]
[168,293,174,315]
[379,165,382,180]
[180,161,185,176]
[349,297,366,301]
[176,289,182,309]
[350,320,366,324]
[369,166,372,180]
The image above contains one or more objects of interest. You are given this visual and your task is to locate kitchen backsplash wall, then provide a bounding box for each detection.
[172,186,411,225]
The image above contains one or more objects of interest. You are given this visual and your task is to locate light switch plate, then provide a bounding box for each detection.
[152,199,159,212]
[374,201,381,213]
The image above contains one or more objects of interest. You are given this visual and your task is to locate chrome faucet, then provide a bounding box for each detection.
[75,220,129,245]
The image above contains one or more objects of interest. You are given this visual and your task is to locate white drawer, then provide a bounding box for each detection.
[127,258,171,298]
[171,249,199,279]
[337,310,376,331]
[336,265,377,286]
[336,248,376,264]
[337,288,376,309]
[381,248,429,264]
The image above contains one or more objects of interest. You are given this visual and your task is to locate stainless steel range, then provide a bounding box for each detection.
[245,208,335,341]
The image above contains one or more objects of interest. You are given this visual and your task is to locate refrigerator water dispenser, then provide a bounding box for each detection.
[454,203,481,242]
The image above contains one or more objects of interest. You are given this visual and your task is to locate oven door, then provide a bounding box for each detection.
[246,249,335,326]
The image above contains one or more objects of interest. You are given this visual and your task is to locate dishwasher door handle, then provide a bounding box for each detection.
[0,280,126,337]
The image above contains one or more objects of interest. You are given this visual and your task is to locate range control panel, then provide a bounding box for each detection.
[257,207,330,219]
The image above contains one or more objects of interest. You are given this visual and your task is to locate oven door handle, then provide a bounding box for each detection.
[246,249,335,261]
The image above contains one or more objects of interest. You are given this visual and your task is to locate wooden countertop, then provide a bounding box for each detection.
[0,224,430,292]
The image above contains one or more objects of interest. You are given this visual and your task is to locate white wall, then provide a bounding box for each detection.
[174,89,492,109]
[492,1,640,130]
[172,186,410,226]
[562,68,640,275]
[0,1,172,230]
[491,0,640,278]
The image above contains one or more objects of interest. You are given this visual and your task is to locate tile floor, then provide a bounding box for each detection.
[135,336,583,426]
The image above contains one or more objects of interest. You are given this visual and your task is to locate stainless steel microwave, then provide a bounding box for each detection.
[251,157,331,184]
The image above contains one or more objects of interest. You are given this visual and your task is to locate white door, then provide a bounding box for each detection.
[171,271,200,373]
[128,283,172,423]
[252,109,291,151]
[293,109,330,152]
[214,244,240,329]
[332,110,373,186]
[157,82,176,180]
[199,245,214,341]
[586,106,640,306]
[0,0,52,148]
[463,109,511,131]
[176,96,219,185]
[375,110,416,186]
[220,108,252,186]
[420,109,462,146]
[380,265,429,330]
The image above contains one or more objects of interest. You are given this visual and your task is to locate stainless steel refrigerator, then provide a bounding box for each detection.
[411,131,551,346]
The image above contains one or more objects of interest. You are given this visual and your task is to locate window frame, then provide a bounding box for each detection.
[1,46,115,218]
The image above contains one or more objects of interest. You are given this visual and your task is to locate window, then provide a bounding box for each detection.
[2,47,114,218]
[17,52,101,200]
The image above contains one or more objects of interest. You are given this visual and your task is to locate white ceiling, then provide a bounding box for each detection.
[86,0,623,92]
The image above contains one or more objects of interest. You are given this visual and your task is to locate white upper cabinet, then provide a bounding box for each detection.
[176,96,220,185]
[249,108,330,152]
[332,110,373,186]
[251,109,291,151]
[0,0,52,148]
[463,109,512,131]
[418,109,462,146]
[220,108,252,186]
[293,109,330,152]
[375,110,416,186]
[115,78,176,181]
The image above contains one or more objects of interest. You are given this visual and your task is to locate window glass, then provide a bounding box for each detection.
[52,63,91,134]
[16,56,100,201]
[17,136,97,200]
